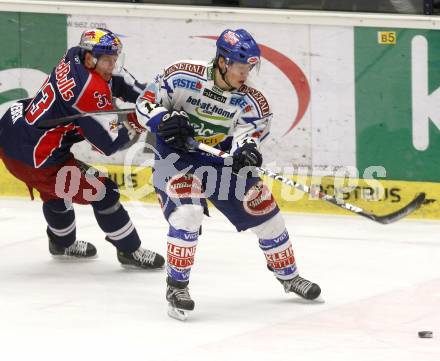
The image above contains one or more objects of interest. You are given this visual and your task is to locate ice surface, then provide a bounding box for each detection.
[1,198,439,361]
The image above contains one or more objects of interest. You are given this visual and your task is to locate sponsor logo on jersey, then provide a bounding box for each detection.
[172,78,202,92]
[187,114,229,146]
[10,102,23,124]
[164,62,206,77]
[194,134,225,146]
[230,96,251,112]
[55,56,76,102]
[203,88,226,103]
[212,85,224,94]
[186,96,236,120]
[238,84,270,116]
[243,181,277,216]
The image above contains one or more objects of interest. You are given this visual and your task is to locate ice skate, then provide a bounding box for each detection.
[166,277,195,321]
[279,275,321,300]
[49,238,97,259]
[117,245,165,269]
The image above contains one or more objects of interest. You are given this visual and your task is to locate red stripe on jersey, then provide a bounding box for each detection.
[33,124,76,168]
[74,70,113,112]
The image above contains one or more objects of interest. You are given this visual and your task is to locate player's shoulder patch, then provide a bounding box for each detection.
[238,84,270,116]
[164,60,207,79]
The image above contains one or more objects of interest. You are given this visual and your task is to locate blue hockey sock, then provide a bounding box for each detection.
[43,199,76,247]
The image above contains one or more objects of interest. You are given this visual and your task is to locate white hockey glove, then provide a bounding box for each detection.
[135,98,168,133]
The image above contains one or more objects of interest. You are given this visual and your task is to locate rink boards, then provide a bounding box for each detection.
[1,3,440,221]
[0,160,437,220]
[2,7,440,183]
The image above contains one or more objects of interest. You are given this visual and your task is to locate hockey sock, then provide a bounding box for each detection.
[167,226,198,282]
[43,199,76,247]
[251,213,299,280]
[92,178,141,253]
[258,229,298,280]
[166,205,203,283]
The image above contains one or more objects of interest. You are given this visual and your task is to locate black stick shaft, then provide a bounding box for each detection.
[187,139,425,224]
[37,108,135,129]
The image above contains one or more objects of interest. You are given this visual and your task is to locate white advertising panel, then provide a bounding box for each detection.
[68,15,355,171]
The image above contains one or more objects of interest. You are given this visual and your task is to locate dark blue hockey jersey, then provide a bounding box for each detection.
[0,46,143,168]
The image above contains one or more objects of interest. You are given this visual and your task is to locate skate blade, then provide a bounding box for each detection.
[51,254,98,261]
[168,304,190,321]
[119,263,164,271]
[311,295,325,303]
[292,295,326,304]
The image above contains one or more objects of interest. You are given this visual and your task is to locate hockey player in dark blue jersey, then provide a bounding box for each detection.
[130,28,321,320]
[0,28,164,269]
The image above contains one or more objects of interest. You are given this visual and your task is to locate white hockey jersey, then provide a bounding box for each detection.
[136,59,272,153]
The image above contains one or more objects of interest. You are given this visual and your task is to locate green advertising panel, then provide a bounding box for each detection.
[356,27,440,182]
[0,12,67,106]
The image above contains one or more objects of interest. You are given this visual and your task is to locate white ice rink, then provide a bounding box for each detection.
[1,198,439,361]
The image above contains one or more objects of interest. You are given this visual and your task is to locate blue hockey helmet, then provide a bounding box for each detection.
[216,29,261,67]
[79,28,122,58]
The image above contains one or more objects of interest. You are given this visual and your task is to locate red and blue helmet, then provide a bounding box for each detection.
[79,28,122,58]
[216,29,261,67]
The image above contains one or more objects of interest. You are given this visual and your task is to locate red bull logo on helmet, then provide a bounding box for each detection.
[79,28,122,55]
[83,31,96,39]
[223,30,240,45]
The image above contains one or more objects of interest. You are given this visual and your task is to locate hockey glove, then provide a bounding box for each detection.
[232,140,263,173]
[157,110,195,151]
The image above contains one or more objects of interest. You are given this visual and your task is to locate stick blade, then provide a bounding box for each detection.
[372,192,426,224]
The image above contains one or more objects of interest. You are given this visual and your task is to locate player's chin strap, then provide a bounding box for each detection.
[217,64,235,91]
[91,56,98,69]
[185,138,426,225]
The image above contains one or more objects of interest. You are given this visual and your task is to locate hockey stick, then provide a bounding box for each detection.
[186,139,426,225]
[37,108,135,129]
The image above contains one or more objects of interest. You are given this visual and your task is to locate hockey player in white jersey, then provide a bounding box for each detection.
[129,28,321,320]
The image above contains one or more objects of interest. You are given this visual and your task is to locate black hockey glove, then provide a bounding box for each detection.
[157,110,195,151]
[232,140,263,174]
